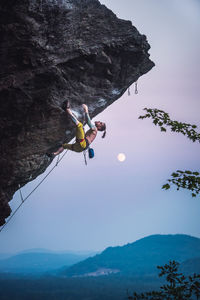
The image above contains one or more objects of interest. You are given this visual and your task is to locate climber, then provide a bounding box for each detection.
[52,101,106,156]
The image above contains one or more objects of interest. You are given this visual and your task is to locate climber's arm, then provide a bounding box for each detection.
[85,112,96,129]
[82,104,96,129]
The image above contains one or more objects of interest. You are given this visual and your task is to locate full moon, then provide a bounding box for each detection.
[117,153,126,162]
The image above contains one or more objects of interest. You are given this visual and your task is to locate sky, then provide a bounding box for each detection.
[0,0,200,254]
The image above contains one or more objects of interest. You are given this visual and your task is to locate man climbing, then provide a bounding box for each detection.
[53,101,106,156]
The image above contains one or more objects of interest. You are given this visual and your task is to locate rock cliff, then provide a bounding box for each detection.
[0,0,154,225]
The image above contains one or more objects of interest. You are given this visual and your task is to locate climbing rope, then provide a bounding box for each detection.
[0,149,69,233]
[18,184,24,203]
[83,150,87,165]
[56,153,60,166]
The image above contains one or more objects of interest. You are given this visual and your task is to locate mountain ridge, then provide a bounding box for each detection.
[61,234,200,277]
[0,251,93,274]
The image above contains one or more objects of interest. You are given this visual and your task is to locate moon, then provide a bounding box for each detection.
[117,153,126,162]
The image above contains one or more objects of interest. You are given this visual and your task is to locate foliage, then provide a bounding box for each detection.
[162,170,200,197]
[139,108,200,143]
[139,108,200,197]
[128,260,200,300]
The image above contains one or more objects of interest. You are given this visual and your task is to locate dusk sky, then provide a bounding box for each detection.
[0,0,200,254]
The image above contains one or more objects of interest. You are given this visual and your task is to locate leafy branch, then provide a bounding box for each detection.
[139,108,200,143]
[139,108,200,197]
[128,261,200,300]
[162,170,200,197]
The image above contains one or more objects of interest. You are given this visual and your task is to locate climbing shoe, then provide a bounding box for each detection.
[61,100,70,111]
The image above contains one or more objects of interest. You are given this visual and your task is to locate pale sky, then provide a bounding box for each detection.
[0,0,200,254]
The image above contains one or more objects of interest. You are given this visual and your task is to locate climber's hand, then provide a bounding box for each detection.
[82,104,88,113]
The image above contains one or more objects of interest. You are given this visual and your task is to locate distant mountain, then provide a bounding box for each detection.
[0,253,13,260]
[180,257,200,274]
[16,248,56,254]
[0,251,94,274]
[15,248,98,256]
[61,234,200,277]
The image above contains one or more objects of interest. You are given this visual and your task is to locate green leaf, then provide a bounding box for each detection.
[193,172,199,176]
[162,184,170,190]
[185,170,192,174]
[153,119,158,125]
[171,173,179,178]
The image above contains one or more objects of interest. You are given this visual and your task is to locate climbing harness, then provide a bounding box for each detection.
[0,149,69,233]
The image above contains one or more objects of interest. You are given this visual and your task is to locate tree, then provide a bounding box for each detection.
[128,260,200,300]
[139,108,200,197]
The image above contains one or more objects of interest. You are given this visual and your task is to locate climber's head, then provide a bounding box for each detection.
[95,121,106,138]
[95,121,106,131]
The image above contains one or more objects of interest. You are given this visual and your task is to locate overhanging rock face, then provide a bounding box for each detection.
[0,0,154,225]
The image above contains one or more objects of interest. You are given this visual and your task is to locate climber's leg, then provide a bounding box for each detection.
[62,100,79,125]
[67,109,79,126]
[62,123,86,152]
[60,100,86,151]
[62,141,84,153]
[62,143,74,151]
[76,122,85,140]
[75,122,86,148]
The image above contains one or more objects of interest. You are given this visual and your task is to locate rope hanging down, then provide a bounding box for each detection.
[18,184,24,203]
[0,149,69,233]
[83,150,87,165]
[135,80,138,94]
[128,81,138,96]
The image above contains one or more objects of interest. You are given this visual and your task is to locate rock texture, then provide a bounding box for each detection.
[0,0,154,225]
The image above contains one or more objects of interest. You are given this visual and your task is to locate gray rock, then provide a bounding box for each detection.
[0,0,154,225]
